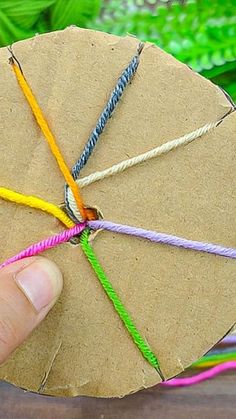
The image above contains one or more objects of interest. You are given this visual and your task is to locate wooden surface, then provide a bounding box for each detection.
[0,373,235,419]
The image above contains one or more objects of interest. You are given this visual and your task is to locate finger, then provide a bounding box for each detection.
[0,256,63,364]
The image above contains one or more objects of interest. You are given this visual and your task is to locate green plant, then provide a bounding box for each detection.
[93,0,236,100]
[0,0,101,45]
[0,0,235,100]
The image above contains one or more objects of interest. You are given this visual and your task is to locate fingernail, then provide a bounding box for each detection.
[15,258,63,312]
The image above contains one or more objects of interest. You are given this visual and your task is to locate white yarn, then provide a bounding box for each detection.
[66,119,221,220]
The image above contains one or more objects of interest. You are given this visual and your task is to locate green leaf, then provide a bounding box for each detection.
[94,0,236,74]
[50,0,101,30]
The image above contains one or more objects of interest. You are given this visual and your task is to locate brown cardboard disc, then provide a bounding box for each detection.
[0,27,235,398]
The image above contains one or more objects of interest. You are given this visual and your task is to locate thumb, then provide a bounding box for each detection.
[0,257,63,364]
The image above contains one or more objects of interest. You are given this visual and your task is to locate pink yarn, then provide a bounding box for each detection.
[162,361,236,387]
[2,218,236,270]
[1,218,236,388]
[0,222,86,270]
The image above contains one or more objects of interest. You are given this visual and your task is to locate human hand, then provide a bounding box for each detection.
[0,257,63,365]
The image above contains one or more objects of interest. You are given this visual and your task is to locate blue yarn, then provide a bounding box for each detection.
[72,49,141,180]
[206,346,236,356]
[65,46,142,222]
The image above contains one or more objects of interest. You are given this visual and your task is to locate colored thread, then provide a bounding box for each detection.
[11,59,88,220]
[72,47,142,179]
[80,228,163,377]
[162,361,236,387]
[191,360,236,369]
[207,346,236,356]
[1,184,236,375]
[1,190,236,373]
[2,210,236,269]
[205,349,236,359]
[3,54,235,377]
[221,335,236,345]
[79,120,221,188]
[0,187,74,228]
[0,222,86,270]
[193,348,236,369]
[195,360,236,368]
[65,47,142,221]
[2,206,236,269]
[88,220,236,259]
[66,118,224,220]
[194,352,236,365]
[171,354,236,369]
[193,362,224,368]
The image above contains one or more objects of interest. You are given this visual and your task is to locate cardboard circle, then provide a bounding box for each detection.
[0,27,235,397]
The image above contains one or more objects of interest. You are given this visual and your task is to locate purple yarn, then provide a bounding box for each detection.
[88,220,236,260]
[221,335,236,345]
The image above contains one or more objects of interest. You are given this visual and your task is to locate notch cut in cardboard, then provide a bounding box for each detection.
[0,27,235,397]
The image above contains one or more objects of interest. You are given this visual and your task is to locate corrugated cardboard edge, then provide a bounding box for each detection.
[0,27,235,397]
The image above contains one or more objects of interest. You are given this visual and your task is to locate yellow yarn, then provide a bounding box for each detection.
[12,62,88,220]
[0,187,74,228]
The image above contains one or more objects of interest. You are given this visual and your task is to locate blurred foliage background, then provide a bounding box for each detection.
[0,0,235,100]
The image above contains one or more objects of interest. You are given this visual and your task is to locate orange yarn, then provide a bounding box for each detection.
[11,60,92,220]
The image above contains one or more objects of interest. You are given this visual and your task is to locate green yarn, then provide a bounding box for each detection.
[194,351,236,367]
[80,229,162,374]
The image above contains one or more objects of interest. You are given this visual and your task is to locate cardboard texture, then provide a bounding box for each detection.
[0,27,235,398]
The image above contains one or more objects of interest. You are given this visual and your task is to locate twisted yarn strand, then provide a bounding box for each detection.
[193,352,236,366]
[3,51,235,377]
[2,193,236,373]
[65,48,141,221]
[80,228,163,376]
[2,215,236,270]
[11,60,88,220]
[0,222,85,270]
[79,120,220,188]
[66,119,222,220]
[0,186,74,228]
[88,220,236,259]
[71,49,141,179]
[162,361,236,387]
